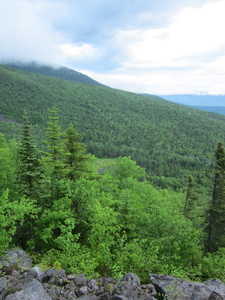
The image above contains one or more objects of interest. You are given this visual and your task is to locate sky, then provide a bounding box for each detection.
[1,0,225,96]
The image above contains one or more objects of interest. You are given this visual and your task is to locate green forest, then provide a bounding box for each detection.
[1,64,225,283]
[1,63,225,192]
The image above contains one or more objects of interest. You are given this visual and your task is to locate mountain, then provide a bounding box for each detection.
[148,94,225,115]
[191,106,225,115]
[160,94,225,106]
[2,61,103,86]
[1,63,225,189]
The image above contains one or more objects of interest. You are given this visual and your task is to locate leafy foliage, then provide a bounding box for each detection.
[0,190,37,254]
[1,66,225,283]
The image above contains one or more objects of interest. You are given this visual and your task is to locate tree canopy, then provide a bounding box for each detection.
[0,110,224,282]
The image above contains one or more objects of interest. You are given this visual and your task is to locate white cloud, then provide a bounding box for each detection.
[115,0,225,68]
[0,0,67,63]
[0,0,105,66]
[59,43,99,60]
[87,0,225,94]
[1,0,225,95]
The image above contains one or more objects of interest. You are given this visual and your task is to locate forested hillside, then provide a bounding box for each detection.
[1,64,225,190]
[1,63,225,283]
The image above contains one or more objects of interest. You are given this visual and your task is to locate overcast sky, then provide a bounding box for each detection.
[1,0,225,95]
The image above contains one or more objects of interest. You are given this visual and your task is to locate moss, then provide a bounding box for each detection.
[104,283,114,293]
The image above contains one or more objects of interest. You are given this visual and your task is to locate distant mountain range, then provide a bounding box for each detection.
[190,106,225,115]
[153,94,225,115]
[160,94,225,106]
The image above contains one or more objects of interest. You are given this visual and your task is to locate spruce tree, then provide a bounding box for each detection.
[15,112,44,248]
[183,175,198,221]
[44,105,65,178]
[207,142,225,252]
[63,124,91,181]
[43,106,68,203]
[16,112,43,200]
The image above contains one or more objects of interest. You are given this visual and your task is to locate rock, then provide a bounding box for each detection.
[140,284,157,296]
[5,279,51,300]
[190,284,218,300]
[47,284,61,299]
[112,273,143,299]
[98,277,117,288]
[27,266,44,281]
[111,295,128,300]
[73,273,88,287]
[77,295,99,300]
[47,283,77,300]
[150,274,223,300]
[95,287,105,296]
[42,270,78,300]
[204,279,225,298]
[41,268,67,285]
[139,284,157,299]
[104,283,115,294]
[99,292,111,300]
[79,285,89,295]
[0,249,32,270]
[208,291,223,300]
[0,278,7,293]
[121,273,140,288]
[113,281,140,299]
[88,279,99,291]
[68,274,77,280]
[65,292,77,300]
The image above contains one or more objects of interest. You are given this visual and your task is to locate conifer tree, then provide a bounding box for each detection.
[183,175,198,220]
[44,105,65,178]
[43,106,69,204]
[63,124,91,181]
[16,112,43,200]
[15,112,43,248]
[207,142,225,252]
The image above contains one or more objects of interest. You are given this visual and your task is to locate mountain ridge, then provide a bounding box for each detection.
[1,60,104,86]
[191,106,225,115]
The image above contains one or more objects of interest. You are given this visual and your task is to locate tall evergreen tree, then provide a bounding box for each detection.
[183,175,198,221]
[207,142,225,252]
[42,106,68,204]
[63,124,91,181]
[16,112,43,200]
[15,112,43,248]
[44,105,65,178]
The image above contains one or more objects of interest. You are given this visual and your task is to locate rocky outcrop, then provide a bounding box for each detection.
[0,249,32,270]
[150,274,225,299]
[0,249,225,299]
[4,280,51,300]
[204,279,225,299]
